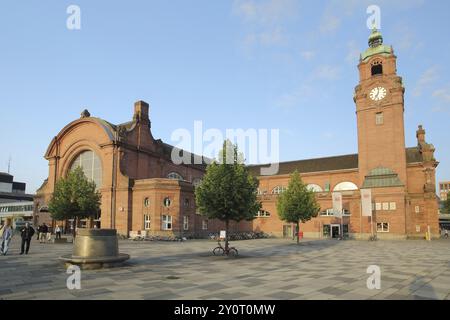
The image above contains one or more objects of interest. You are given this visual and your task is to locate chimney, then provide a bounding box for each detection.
[416,125,426,147]
[133,100,150,124]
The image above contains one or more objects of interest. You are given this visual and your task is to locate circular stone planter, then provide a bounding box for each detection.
[59,229,130,270]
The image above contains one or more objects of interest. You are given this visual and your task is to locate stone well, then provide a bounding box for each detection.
[59,229,130,270]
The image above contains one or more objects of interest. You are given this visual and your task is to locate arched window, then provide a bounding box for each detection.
[333,182,358,191]
[256,210,271,218]
[70,150,102,188]
[307,184,323,192]
[167,172,184,181]
[272,186,286,195]
[371,60,383,76]
[163,197,171,207]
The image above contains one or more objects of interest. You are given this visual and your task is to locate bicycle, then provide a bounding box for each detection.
[369,234,378,241]
[212,240,238,256]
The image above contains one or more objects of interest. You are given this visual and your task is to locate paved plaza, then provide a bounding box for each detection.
[0,237,449,300]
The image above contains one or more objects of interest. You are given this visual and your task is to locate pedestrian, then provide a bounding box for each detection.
[40,223,48,243]
[445,229,449,239]
[20,222,35,255]
[36,224,41,241]
[55,225,62,240]
[0,219,14,256]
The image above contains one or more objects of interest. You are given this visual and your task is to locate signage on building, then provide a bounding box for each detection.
[361,189,372,217]
[332,192,342,217]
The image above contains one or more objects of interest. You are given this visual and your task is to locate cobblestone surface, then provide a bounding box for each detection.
[1,237,449,300]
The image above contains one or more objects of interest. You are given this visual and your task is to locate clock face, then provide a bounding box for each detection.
[370,87,387,101]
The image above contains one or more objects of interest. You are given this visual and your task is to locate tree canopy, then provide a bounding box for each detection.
[276,170,320,243]
[48,166,101,224]
[195,140,261,251]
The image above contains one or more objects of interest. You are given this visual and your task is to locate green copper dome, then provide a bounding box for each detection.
[361,29,393,62]
[368,29,383,47]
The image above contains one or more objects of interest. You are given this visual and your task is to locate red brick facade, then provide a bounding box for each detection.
[34,30,439,239]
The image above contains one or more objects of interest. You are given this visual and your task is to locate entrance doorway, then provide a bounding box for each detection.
[331,224,340,239]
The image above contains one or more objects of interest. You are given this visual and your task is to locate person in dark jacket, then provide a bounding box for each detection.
[39,223,48,243]
[36,224,41,241]
[20,223,35,255]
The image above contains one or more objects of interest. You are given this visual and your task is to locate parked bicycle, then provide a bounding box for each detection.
[369,234,378,241]
[213,240,238,256]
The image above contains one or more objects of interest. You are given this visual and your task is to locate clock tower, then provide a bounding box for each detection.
[354,29,407,187]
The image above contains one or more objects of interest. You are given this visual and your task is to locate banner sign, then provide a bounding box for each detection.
[361,189,373,217]
[332,192,342,217]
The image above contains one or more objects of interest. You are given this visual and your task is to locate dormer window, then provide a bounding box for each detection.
[371,60,383,76]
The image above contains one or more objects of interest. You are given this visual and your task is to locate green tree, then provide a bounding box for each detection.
[277,170,320,244]
[48,167,101,237]
[444,196,450,215]
[195,140,261,253]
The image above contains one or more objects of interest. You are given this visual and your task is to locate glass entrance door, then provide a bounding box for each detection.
[331,224,340,239]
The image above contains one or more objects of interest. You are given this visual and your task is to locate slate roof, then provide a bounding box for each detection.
[248,147,423,176]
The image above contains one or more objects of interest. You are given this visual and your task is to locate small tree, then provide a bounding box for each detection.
[195,140,261,253]
[277,170,320,244]
[48,167,101,237]
[444,196,450,215]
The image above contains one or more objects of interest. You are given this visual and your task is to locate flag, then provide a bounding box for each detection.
[361,189,372,217]
[332,192,342,217]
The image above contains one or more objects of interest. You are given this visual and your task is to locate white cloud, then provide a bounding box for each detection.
[233,0,298,49]
[258,27,288,46]
[322,132,335,139]
[319,11,341,34]
[275,84,313,111]
[300,51,315,61]
[313,65,341,81]
[414,66,439,97]
[233,0,297,25]
[318,0,425,35]
[433,86,450,103]
[346,41,360,64]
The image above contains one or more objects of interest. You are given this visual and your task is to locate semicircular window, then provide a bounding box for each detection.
[272,186,287,195]
[167,172,184,181]
[306,184,323,192]
[70,150,103,189]
[333,181,358,191]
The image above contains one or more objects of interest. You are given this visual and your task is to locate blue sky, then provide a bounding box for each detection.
[0,0,449,193]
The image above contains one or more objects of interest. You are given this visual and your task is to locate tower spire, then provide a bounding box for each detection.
[368,28,383,48]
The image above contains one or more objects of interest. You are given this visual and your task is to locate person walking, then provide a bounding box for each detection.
[0,219,14,256]
[55,225,62,240]
[445,229,449,239]
[40,223,48,243]
[20,222,35,255]
[36,224,41,241]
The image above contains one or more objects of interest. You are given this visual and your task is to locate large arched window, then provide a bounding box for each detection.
[307,184,323,192]
[333,182,358,191]
[70,150,103,188]
[272,186,287,195]
[167,172,184,181]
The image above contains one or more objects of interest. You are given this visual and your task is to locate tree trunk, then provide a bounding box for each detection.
[297,221,300,244]
[72,217,78,239]
[225,220,229,253]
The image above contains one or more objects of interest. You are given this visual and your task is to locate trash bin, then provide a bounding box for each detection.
[299,231,304,239]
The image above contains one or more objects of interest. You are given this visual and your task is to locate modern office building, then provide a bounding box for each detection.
[0,172,34,227]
